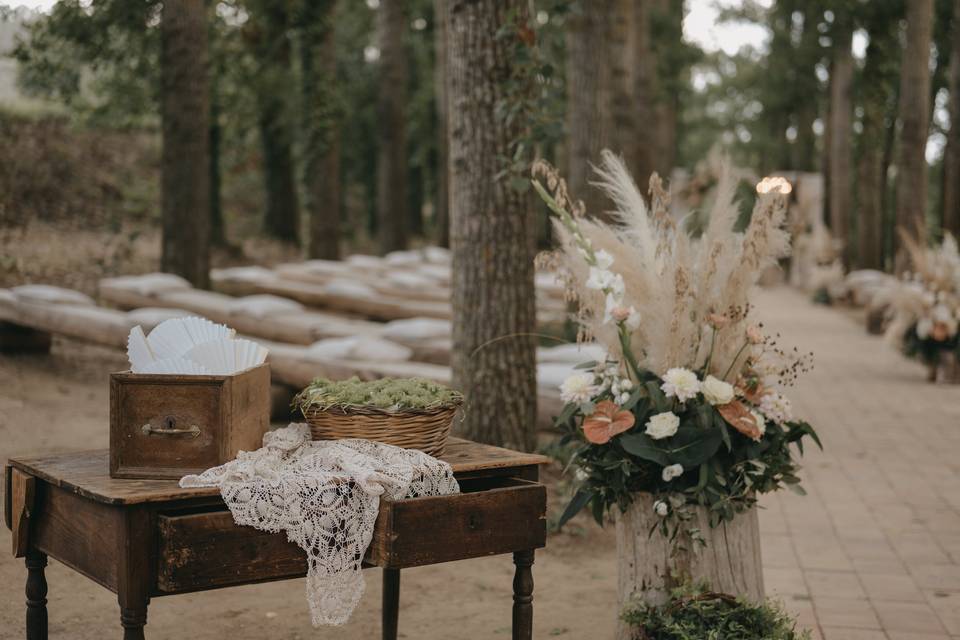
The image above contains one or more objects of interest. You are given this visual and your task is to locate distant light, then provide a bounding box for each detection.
[364,45,381,63]
[412,17,427,30]
[366,0,380,8]
[756,177,793,195]
[536,10,549,25]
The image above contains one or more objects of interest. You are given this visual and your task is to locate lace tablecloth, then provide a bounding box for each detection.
[180,423,459,625]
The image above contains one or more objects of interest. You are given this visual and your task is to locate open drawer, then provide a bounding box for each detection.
[154,476,546,594]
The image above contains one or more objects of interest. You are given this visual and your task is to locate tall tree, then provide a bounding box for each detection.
[376,0,409,253]
[827,14,853,266]
[856,1,903,270]
[246,0,301,244]
[160,0,210,288]
[945,0,960,238]
[896,0,935,253]
[566,0,633,216]
[299,0,342,259]
[448,0,538,452]
[434,0,450,247]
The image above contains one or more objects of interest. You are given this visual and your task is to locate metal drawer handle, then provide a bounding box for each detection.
[141,420,201,438]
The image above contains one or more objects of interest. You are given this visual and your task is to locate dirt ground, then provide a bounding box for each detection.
[0,338,619,640]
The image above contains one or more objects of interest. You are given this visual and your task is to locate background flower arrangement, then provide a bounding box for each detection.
[533,152,820,546]
[883,233,960,380]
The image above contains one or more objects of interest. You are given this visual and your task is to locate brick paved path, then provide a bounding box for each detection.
[756,287,960,639]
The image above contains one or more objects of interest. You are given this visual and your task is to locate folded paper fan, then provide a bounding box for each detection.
[184,338,267,375]
[140,357,211,375]
[127,325,155,373]
[147,316,234,360]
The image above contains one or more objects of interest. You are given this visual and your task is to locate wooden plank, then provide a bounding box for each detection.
[3,464,11,530]
[10,468,36,557]
[8,439,549,506]
[156,510,307,593]
[369,478,547,568]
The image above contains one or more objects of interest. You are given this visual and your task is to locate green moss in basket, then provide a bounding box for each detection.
[294,377,463,413]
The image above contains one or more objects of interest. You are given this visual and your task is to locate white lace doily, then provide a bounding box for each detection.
[180,423,459,625]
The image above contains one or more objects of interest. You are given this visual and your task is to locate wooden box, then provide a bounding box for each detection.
[109,363,270,479]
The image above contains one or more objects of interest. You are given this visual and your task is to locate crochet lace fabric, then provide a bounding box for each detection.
[180,423,459,625]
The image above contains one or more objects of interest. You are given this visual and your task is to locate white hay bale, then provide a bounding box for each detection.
[213,266,274,284]
[101,273,192,297]
[300,260,351,276]
[424,246,451,263]
[12,284,95,307]
[537,343,606,364]
[346,254,383,270]
[305,336,412,363]
[416,264,451,283]
[537,362,578,389]
[229,294,303,318]
[380,317,451,341]
[322,279,377,300]
[386,271,435,290]
[385,250,422,266]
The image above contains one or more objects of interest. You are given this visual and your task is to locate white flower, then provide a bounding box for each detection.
[701,375,735,406]
[594,249,614,270]
[661,463,684,482]
[933,304,953,324]
[645,411,680,440]
[620,379,633,391]
[759,392,793,425]
[917,317,934,339]
[560,372,598,404]
[653,500,669,517]
[660,367,701,403]
[619,392,631,404]
[625,308,642,330]
[586,268,624,296]
[750,409,767,439]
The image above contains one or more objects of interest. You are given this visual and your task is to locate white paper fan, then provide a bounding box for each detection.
[140,357,211,375]
[126,325,156,373]
[184,338,267,375]
[147,316,234,360]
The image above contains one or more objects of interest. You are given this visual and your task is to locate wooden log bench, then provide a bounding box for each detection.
[5,438,549,640]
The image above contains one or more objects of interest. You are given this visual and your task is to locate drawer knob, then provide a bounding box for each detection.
[142,417,201,438]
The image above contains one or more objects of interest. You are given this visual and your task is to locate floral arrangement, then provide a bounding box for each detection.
[532,152,820,544]
[883,233,960,378]
[621,581,810,640]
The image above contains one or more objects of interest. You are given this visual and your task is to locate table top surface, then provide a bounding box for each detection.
[7,438,550,506]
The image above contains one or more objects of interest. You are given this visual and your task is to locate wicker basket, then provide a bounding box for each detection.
[302,402,460,456]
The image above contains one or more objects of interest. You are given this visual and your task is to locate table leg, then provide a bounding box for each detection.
[25,550,48,640]
[120,604,148,640]
[382,568,400,640]
[512,550,534,640]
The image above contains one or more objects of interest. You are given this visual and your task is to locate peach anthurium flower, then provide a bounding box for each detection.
[582,400,636,444]
[717,399,763,441]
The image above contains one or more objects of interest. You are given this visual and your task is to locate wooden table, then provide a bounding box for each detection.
[4,438,548,640]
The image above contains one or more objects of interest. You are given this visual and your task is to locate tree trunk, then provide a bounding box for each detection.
[944,0,960,239]
[300,0,341,260]
[209,83,225,247]
[447,0,537,452]
[827,24,853,267]
[376,0,409,254]
[857,12,900,270]
[632,0,675,183]
[615,495,764,640]
[251,2,301,244]
[160,0,210,289]
[566,0,633,217]
[895,0,934,258]
[434,0,450,248]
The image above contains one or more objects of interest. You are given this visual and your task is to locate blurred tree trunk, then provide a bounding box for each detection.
[160,0,210,288]
[209,83,225,247]
[249,2,301,245]
[434,0,450,247]
[857,9,900,270]
[794,4,821,172]
[300,0,341,260]
[447,0,537,452]
[566,0,633,217]
[895,0,934,258]
[376,0,409,253]
[632,0,676,182]
[944,0,960,239]
[827,22,853,267]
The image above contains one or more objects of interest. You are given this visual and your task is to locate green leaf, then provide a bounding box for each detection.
[573,360,597,370]
[713,412,732,451]
[644,381,669,413]
[557,489,592,529]
[621,387,644,411]
[661,426,724,468]
[555,402,577,427]
[619,432,670,465]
